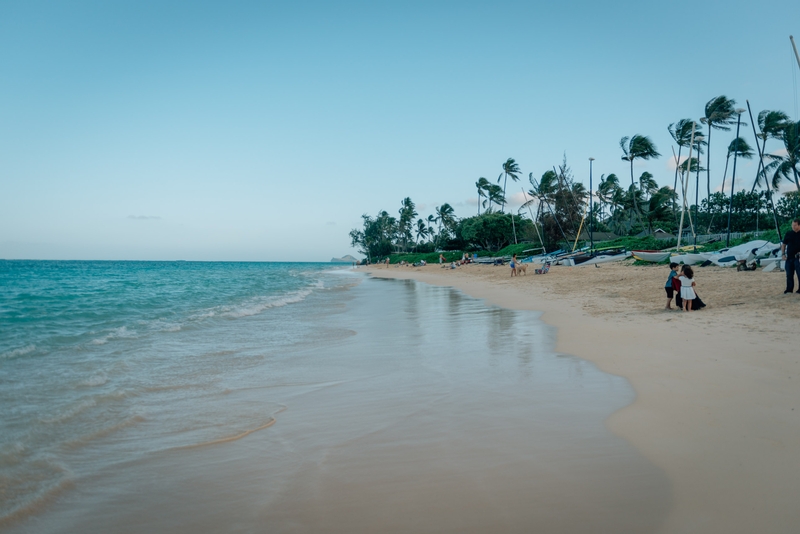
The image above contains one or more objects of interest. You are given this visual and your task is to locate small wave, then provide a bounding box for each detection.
[78,372,108,387]
[173,406,287,450]
[0,344,36,360]
[40,399,97,424]
[0,473,75,528]
[90,326,135,345]
[63,414,146,449]
[223,288,315,318]
[0,442,27,468]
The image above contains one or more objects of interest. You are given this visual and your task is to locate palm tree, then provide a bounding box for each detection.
[475,177,491,215]
[668,119,705,215]
[638,171,658,200]
[415,218,428,247]
[484,184,505,212]
[597,173,620,222]
[701,96,738,203]
[434,203,456,246]
[497,158,521,213]
[397,197,417,252]
[752,110,790,191]
[763,120,800,194]
[426,214,435,238]
[721,137,754,194]
[620,134,661,230]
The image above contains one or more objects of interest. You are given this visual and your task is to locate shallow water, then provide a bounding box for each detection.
[1,263,670,533]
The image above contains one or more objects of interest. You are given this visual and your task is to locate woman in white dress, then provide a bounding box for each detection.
[679,266,697,312]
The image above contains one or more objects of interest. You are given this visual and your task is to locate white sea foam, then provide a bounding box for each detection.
[223,288,315,318]
[0,345,36,360]
[40,399,97,424]
[78,373,108,387]
[90,326,135,345]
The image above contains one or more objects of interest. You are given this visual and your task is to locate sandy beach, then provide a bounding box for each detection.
[363,260,800,533]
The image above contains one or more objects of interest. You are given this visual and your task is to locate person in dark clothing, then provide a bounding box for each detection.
[781,219,800,294]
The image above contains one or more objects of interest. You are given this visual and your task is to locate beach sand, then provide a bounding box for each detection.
[363,261,800,533]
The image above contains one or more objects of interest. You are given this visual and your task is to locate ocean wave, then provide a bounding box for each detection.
[90,326,135,345]
[223,287,316,318]
[0,468,74,528]
[188,284,322,321]
[63,414,146,450]
[39,399,97,425]
[0,344,36,360]
[78,372,108,387]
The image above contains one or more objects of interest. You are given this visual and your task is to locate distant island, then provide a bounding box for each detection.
[330,255,357,263]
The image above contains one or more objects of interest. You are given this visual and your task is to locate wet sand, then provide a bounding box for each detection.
[363,261,800,533]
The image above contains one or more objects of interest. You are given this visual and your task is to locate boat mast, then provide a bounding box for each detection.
[676,122,697,249]
[791,36,800,70]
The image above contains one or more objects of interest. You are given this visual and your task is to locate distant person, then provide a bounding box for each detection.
[510,254,517,277]
[665,262,679,309]
[439,254,445,265]
[385,257,389,267]
[679,266,696,312]
[781,218,800,294]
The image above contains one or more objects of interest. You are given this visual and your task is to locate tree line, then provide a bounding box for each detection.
[351,96,800,259]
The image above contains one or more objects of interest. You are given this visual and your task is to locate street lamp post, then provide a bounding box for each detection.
[589,157,595,251]
[726,108,747,246]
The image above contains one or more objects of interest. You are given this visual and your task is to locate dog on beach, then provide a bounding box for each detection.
[517,263,527,275]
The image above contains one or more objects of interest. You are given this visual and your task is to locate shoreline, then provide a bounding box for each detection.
[362,262,799,533]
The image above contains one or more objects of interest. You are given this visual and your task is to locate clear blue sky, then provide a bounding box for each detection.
[2,0,799,261]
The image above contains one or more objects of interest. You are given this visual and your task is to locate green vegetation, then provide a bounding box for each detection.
[351,96,800,263]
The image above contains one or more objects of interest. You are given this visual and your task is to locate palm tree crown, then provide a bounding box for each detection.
[620,134,660,229]
[701,95,739,202]
[497,158,521,212]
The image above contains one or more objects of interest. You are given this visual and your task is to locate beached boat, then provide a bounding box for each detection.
[670,252,708,265]
[703,240,780,267]
[558,248,632,266]
[631,250,671,263]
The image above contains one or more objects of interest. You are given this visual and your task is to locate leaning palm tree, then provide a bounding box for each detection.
[597,173,620,222]
[434,203,457,247]
[701,96,738,202]
[752,110,791,192]
[638,171,659,200]
[762,120,800,193]
[497,158,521,213]
[475,177,491,215]
[720,137,754,194]
[415,218,428,248]
[668,119,705,215]
[485,184,505,212]
[620,134,661,230]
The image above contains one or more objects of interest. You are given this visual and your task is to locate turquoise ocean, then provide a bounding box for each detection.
[0,260,668,533]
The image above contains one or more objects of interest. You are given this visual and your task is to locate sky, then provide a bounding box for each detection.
[1,0,799,261]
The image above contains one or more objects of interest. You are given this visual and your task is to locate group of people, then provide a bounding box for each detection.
[665,263,706,312]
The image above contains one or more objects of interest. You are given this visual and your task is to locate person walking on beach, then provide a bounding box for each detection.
[439,253,445,265]
[665,262,679,309]
[679,266,697,312]
[510,254,517,277]
[781,218,800,294]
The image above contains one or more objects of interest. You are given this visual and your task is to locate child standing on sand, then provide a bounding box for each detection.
[665,262,679,309]
[510,254,517,277]
[679,266,697,312]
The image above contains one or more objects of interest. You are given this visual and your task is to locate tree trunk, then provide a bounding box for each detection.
[721,154,731,195]
[630,159,645,231]
[673,145,682,223]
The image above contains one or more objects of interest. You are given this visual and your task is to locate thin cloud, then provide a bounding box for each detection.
[326,221,336,226]
[127,215,161,220]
